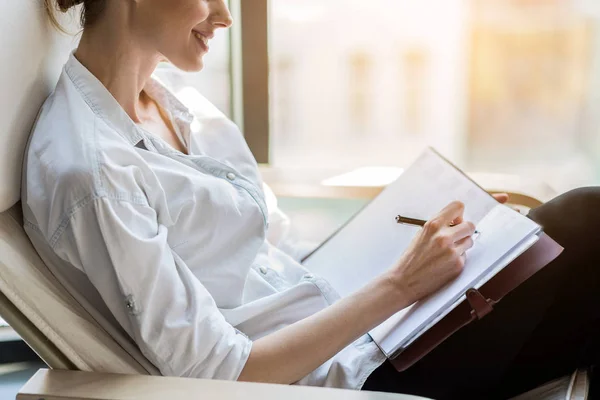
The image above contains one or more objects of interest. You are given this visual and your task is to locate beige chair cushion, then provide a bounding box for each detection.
[0,0,160,379]
[0,2,81,212]
[0,204,157,375]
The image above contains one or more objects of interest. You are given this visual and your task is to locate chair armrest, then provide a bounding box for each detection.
[17,369,428,400]
[469,172,556,209]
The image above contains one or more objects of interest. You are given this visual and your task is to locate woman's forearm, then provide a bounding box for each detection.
[238,202,474,384]
[237,274,410,384]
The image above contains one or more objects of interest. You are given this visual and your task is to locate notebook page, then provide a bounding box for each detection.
[304,148,498,299]
[371,204,540,356]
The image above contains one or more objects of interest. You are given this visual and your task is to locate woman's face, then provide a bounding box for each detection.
[134,0,233,72]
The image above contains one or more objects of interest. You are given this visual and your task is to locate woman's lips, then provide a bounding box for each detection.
[193,31,209,51]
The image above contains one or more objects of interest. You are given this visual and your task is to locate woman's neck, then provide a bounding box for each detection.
[74,18,161,123]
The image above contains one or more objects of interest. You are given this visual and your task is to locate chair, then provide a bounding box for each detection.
[0,2,589,399]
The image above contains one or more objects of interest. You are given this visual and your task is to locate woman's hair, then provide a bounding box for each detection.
[44,0,106,31]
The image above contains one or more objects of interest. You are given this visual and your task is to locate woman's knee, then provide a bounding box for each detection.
[551,187,600,215]
[528,186,600,247]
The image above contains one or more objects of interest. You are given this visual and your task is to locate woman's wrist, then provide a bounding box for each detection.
[369,272,414,318]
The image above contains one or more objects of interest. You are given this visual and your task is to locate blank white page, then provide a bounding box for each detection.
[304,148,498,298]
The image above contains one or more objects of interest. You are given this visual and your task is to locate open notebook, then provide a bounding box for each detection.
[303,148,542,359]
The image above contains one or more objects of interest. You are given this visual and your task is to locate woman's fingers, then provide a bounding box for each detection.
[431,201,465,229]
[449,221,476,242]
[451,215,464,226]
[429,202,475,243]
[455,235,475,255]
[492,193,510,204]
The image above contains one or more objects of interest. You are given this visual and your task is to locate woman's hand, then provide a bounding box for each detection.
[389,201,476,305]
[492,193,509,204]
[493,192,523,213]
[240,201,476,385]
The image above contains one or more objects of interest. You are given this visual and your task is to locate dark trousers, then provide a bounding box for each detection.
[362,187,600,399]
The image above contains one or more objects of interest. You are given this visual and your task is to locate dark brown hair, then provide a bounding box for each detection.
[44,0,106,32]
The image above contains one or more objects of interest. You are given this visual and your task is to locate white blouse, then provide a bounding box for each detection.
[21,54,385,389]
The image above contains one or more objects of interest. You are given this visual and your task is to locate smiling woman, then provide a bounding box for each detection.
[44,0,233,118]
[21,1,600,399]
[44,0,232,72]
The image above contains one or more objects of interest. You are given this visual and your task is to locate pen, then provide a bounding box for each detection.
[396,215,480,235]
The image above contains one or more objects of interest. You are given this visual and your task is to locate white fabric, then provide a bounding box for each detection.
[22,54,385,388]
[0,205,158,375]
[0,1,78,212]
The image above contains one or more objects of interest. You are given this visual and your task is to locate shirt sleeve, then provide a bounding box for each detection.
[58,196,252,380]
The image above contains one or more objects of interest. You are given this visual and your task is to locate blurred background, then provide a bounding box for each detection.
[155,0,600,195]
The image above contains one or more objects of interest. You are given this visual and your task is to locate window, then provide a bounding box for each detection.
[466,0,600,192]
[269,0,472,171]
[153,0,600,193]
[267,0,600,193]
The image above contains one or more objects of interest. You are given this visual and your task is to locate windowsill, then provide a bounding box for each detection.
[259,166,558,207]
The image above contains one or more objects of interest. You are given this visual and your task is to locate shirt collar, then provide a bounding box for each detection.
[144,78,195,126]
[63,52,194,146]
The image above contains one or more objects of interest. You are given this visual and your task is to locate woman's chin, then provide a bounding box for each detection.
[172,56,205,73]
[188,58,205,72]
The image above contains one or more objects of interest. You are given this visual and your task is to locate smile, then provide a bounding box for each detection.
[192,30,210,52]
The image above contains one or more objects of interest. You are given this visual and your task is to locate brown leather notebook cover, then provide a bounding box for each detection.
[389,232,563,372]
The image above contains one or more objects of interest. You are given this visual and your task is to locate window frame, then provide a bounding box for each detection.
[230,0,271,164]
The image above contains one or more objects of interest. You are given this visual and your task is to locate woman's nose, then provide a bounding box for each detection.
[211,0,234,29]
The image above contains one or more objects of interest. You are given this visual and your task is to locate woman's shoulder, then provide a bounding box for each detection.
[23,74,148,223]
[30,77,124,171]
[27,76,98,183]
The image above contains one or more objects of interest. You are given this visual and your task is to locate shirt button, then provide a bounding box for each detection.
[259,266,268,274]
[226,172,236,181]
[304,273,315,279]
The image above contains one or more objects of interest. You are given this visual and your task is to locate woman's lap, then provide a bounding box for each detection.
[363,187,600,399]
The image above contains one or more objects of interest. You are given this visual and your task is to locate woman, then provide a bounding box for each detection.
[23,0,600,399]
